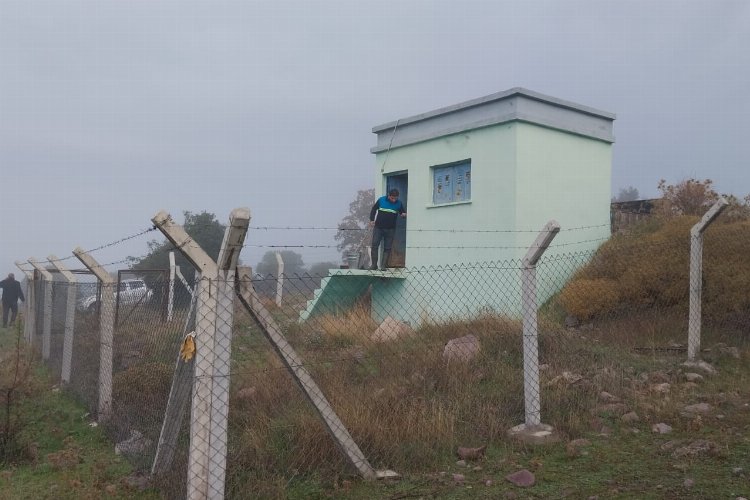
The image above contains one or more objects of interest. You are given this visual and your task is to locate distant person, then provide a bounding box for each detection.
[369,188,407,270]
[0,273,25,328]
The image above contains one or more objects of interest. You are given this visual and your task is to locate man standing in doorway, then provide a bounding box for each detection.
[0,273,25,328]
[369,188,407,270]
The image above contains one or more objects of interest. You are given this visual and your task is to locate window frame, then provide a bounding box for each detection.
[431,159,472,206]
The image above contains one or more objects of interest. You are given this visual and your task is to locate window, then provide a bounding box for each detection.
[432,160,471,204]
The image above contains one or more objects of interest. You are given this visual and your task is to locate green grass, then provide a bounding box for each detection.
[0,324,160,499]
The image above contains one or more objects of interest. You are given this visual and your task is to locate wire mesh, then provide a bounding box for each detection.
[25,215,750,498]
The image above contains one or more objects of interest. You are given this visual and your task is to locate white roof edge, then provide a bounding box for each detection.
[372,87,616,133]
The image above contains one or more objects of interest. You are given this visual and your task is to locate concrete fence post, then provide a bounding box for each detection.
[687,197,728,362]
[152,208,250,500]
[73,247,116,420]
[14,262,35,343]
[28,258,53,360]
[48,255,78,384]
[168,251,176,322]
[275,251,284,307]
[175,265,193,295]
[508,220,560,444]
[236,265,377,478]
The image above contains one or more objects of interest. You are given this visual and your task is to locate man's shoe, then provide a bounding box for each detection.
[368,265,378,270]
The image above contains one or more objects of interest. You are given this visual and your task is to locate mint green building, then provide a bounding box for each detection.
[301,88,615,325]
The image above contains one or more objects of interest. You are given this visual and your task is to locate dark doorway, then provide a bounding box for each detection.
[386,173,408,268]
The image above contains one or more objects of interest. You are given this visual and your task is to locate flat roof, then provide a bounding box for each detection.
[371,87,616,153]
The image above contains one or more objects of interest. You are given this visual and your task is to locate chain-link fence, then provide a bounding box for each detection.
[23,213,750,498]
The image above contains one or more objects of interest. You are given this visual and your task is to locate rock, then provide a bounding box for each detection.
[562,371,583,384]
[621,411,640,423]
[452,473,465,483]
[564,315,579,328]
[651,383,671,394]
[443,335,481,363]
[505,469,535,487]
[713,344,741,359]
[684,478,694,488]
[682,382,699,390]
[371,316,413,343]
[651,423,673,434]
[547,371,584,387]
[684,373,704,382]
[732,467,743,476]
[455,460,467,467]
[599,391,618,403]
[672,440,719,458]
[115,430,152,456]
[680,403,712,417]
[484,479,493,486]
[456,445,486,460]
[376,470,400,479]
[682,360,717,375]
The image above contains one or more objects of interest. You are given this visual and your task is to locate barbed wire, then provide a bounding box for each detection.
[24,221,611,272]
[240,238,608,250]
[36,226,159,265]
[246,223,610,233]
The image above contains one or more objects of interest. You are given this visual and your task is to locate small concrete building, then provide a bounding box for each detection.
[301,88,615,325]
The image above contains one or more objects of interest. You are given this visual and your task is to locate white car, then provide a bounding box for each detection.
[79,279,154,312]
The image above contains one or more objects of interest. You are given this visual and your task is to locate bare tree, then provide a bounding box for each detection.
[334,188,375,256]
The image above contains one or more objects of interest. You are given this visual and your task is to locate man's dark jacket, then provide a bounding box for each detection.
[0,278,25,304]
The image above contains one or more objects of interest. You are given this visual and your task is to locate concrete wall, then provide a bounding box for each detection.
[375,124,519,267]
[514,122,612,257]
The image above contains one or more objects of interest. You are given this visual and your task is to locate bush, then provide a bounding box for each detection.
[557,216,750,321]
[559,278,619,320]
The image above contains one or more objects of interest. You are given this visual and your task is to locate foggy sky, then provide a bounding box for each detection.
[1,0,748,273]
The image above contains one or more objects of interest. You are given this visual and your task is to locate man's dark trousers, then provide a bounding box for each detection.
[371,227,395,269]
[2,301,19,328]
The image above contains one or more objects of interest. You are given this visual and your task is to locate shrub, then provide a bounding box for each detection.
[557,214,750,321]
[558,278,619,320]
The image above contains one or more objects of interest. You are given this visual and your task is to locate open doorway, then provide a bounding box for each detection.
[385,173,408,268]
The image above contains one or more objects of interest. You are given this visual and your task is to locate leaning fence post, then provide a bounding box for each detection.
[168,252,176,322]
[275,251,284,307]
[508,220,560,444]
[235,266,377,479]
[28,258,53,360]
[152,208,250,500]
[152,286,197,476]
[48,255,78,384]
[687,197,728,362]
[73,247,116,420]
[14,262,35,343]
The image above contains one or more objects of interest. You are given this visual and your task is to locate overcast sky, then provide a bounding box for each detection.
[1,0,748,274]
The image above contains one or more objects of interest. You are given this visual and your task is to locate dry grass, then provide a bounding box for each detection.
[224,309,664,494]
[216,215,750,496]
[558,216,750,321]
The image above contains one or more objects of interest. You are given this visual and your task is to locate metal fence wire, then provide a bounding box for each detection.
[26,215,750,499]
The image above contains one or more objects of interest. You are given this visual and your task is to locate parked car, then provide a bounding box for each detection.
[78,279,154,313]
